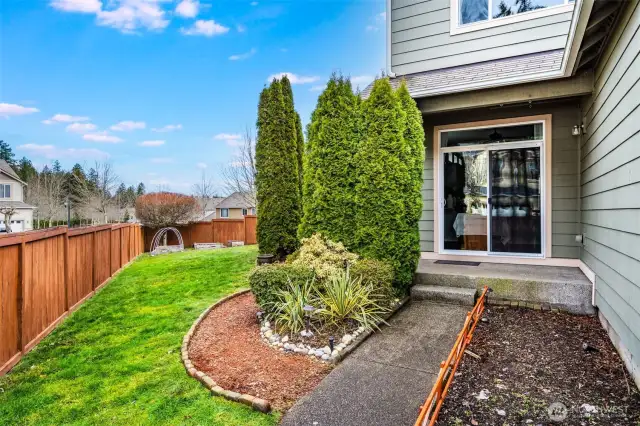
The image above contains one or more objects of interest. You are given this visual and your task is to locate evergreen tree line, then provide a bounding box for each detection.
[0,140,146,226]
[255,76,424,291]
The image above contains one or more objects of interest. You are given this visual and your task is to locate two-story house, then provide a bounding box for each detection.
[372,0,639,387]
[0,159,35,232]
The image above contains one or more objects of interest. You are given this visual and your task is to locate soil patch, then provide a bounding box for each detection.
[188,292,331,411]
[438,307,640,425]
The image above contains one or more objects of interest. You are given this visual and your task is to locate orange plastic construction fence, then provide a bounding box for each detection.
[414,286,490,426]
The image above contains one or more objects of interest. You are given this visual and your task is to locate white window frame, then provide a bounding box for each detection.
[434,115,553,259]
[242,208,248,216]
[220,208,229,218]
[450,0,574,35]
[0,183,10,199]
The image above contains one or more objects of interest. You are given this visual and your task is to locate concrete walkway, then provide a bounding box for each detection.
[281,301,469,426]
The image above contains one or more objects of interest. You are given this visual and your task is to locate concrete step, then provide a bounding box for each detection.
[411,285,477,306]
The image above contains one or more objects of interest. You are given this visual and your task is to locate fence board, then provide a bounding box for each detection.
[244,215,257,245]
[143,217,257,251]
[0,245,20,374]
[68,233,94,308]
[0,224,143,376]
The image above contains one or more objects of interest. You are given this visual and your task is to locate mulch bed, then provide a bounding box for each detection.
[188,292,332,411]
[437,307,640,425]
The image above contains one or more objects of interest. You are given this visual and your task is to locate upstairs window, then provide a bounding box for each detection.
[242,208,248,216]
[0,184,10,198]
[220,208,229,218]
[457,0,572,29]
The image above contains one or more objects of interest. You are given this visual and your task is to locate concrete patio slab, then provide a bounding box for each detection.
[280,301,469,426]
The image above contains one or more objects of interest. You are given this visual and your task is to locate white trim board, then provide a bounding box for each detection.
[420,251,580,267]
[449,1,574,36]
[433,115,553,259]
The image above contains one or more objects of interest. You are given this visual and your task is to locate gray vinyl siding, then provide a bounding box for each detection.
[390,0,575,75]
[420,99,581,257]
[580,1,640,379]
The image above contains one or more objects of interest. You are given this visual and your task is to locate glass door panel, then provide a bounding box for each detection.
[442,150,488,252]
[489,147,542,254]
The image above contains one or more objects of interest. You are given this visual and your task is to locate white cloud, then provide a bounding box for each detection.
[110,120,146,131]
[66,122,97,133]
[175,0,199,18]
[267,72,320,85]
[151,124,182,132]
[17,143,109,160]
[351,75,375,87]
[139,140,165,146]
[0,103,40,118]
[83,131,124,143]
[181,19,229,36]
[50,0,102,13]
[214,133,243,147]
[150,157,173,163]
[97,1,169,33]
[196,162,207,169]
[366,11,386,32]
[229,48,256,61]
[230,160,251,168]
[43,113,89,124]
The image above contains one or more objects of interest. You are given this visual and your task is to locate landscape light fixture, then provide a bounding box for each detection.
[303,305,315,336]
[329,336,334,352]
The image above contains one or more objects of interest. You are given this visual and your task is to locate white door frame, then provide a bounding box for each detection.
[433,114,553,260]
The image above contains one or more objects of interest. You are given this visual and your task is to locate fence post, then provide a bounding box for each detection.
[17,237,26,353]
[109,226,113,274]
[120,227,124,268]
[92,230,97,290]
[63,227,70,312]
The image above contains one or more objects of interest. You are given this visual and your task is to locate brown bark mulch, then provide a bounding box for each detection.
[437,307,640,425]
[188,292,331,411]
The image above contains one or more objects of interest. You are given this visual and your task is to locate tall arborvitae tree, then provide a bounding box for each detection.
[295,112,305,199]
[255,79,301,258]
[397,82,425,289]
[354,78,414,290]
[299,75,359,247]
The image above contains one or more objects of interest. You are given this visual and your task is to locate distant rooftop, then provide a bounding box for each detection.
[0,159,22,182]
[362,50,564,99]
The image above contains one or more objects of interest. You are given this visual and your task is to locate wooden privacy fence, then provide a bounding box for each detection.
[0,223,144,376]
[143,215,257,251]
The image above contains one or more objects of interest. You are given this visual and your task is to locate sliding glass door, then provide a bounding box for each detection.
[439,121,544,257]
[489,146,542,255]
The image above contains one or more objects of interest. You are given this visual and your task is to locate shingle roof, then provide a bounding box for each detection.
[217,192,255,209]
[361,50,564,99]
[0,159,22,182]
[0,200,35,209]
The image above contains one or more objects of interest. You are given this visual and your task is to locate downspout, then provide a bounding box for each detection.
[577,101,595,307]
[386,0,396,78]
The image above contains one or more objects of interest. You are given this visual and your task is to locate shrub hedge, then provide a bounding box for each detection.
[249,263,314,310]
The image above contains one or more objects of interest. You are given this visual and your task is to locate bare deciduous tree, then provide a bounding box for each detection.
[222,127,256,208]
[74,162,120,224]
[0,205,17,232]
[27,168,66,227]
[192,170,218,217]
[135,192,199,228]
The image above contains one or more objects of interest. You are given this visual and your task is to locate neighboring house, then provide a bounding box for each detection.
[0,159,35,232]
[373,0,639,386]
[200,197,225,221]
[215,192,255,219]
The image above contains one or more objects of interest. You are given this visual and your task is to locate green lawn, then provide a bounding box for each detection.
[0,246,278,426]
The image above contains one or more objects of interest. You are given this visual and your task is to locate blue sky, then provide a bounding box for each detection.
[0,0,386,193]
